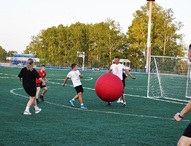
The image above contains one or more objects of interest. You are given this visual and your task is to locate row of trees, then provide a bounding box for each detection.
[127,4,185,69]
[0,46,17,62]
[24,19,125,68]
[2,3,185,69]
[0,46,7,62]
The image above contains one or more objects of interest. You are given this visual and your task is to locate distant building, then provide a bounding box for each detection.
[6,53,40,65]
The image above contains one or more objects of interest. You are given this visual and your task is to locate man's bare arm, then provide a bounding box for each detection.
[124,69,136,80]
[174,101,191,122]
[44,77,48,82]
[108,69,112,73]
[39,78,45,85]
[180,101,191,117]
[174,100,191,122]
[79,75,83,78]
[62,77,69,86]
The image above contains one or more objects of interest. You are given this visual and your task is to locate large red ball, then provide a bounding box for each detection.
[95,73,124,102]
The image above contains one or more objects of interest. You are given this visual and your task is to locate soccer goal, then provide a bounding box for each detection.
[147,56,191,102]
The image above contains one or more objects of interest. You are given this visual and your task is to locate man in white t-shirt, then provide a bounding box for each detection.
[62,63,87,109]
[108,56,136,107]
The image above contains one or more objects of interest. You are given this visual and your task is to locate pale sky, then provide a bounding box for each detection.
[0,0,191,53]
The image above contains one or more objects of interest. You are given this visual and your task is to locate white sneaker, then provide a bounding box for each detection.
[35,108,42,114]
[117,99,121,103]
[23,111,32,115]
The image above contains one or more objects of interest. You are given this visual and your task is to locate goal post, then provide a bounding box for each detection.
[147,55,190,102]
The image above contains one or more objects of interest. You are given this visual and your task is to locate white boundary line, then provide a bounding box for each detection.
[10,88,190,122]
[0,73,16,77]
[0,77,9,78]
[48,81,187,105]
[2,72,189,120]
[48,77,93,81]
[1,72,188,105]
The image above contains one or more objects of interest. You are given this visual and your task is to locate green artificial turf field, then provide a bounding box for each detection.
[0,67,190,146]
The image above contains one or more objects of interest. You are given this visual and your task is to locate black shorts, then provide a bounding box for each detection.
[121,80,125,93]
[122,73,127,87]
[75,85,84,94]
[24,87,36,97]
[122,79,126,87]
[183,123,191,137]
[36,83,46,88]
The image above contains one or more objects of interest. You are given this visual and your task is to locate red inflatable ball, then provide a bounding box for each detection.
[95,73,124,102]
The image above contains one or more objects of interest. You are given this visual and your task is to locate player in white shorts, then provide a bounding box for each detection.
[108,56,136,107]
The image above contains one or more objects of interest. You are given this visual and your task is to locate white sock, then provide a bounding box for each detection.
[25,106,30,112]
[34,105,39,110]
[81,104,84,106]
[123,102,126,105]
[72,99,75,101]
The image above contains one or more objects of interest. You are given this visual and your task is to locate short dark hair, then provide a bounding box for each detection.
[41,64,46,67]
[189,44,191,51]
[114,56,120,59]
[27,58,34,65]
[71,63,77,69]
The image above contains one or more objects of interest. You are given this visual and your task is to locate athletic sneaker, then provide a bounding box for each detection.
[123,104,127,107]
[117,99,121,103]
[107,102,112,106]
[70,100,75,106]
[23,111,32,115]
[35,108,42,114]
[117,98,124,103]
[81,105,87,109]
[40,95,44,101]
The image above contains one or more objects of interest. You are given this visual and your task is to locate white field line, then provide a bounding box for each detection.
[10,88,190,122]
[48,77,93,81]
[48,81,187,105]
[0,77,9,78]
[1,73,188,105]
[0,73,17,77]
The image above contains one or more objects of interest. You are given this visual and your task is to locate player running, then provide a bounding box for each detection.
[174,44,191,146]
[18,58,45,115]
[62,63,87,109]
[36,65,48,103]
[108,56,136,107]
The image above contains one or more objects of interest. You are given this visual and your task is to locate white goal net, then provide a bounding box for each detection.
[147,56,191,102]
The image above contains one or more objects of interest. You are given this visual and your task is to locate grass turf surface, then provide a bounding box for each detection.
[0,67,191,146]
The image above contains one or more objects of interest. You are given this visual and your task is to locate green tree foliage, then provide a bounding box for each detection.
[24,20,125,67]
[25,3,185,69]
[7,50,17,57]
[126,3,185,69]
[0,46,7,62]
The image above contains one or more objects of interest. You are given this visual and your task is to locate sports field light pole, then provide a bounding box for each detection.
[77,51,85,70]
[146,0,155,73]
[82,53,85,70]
